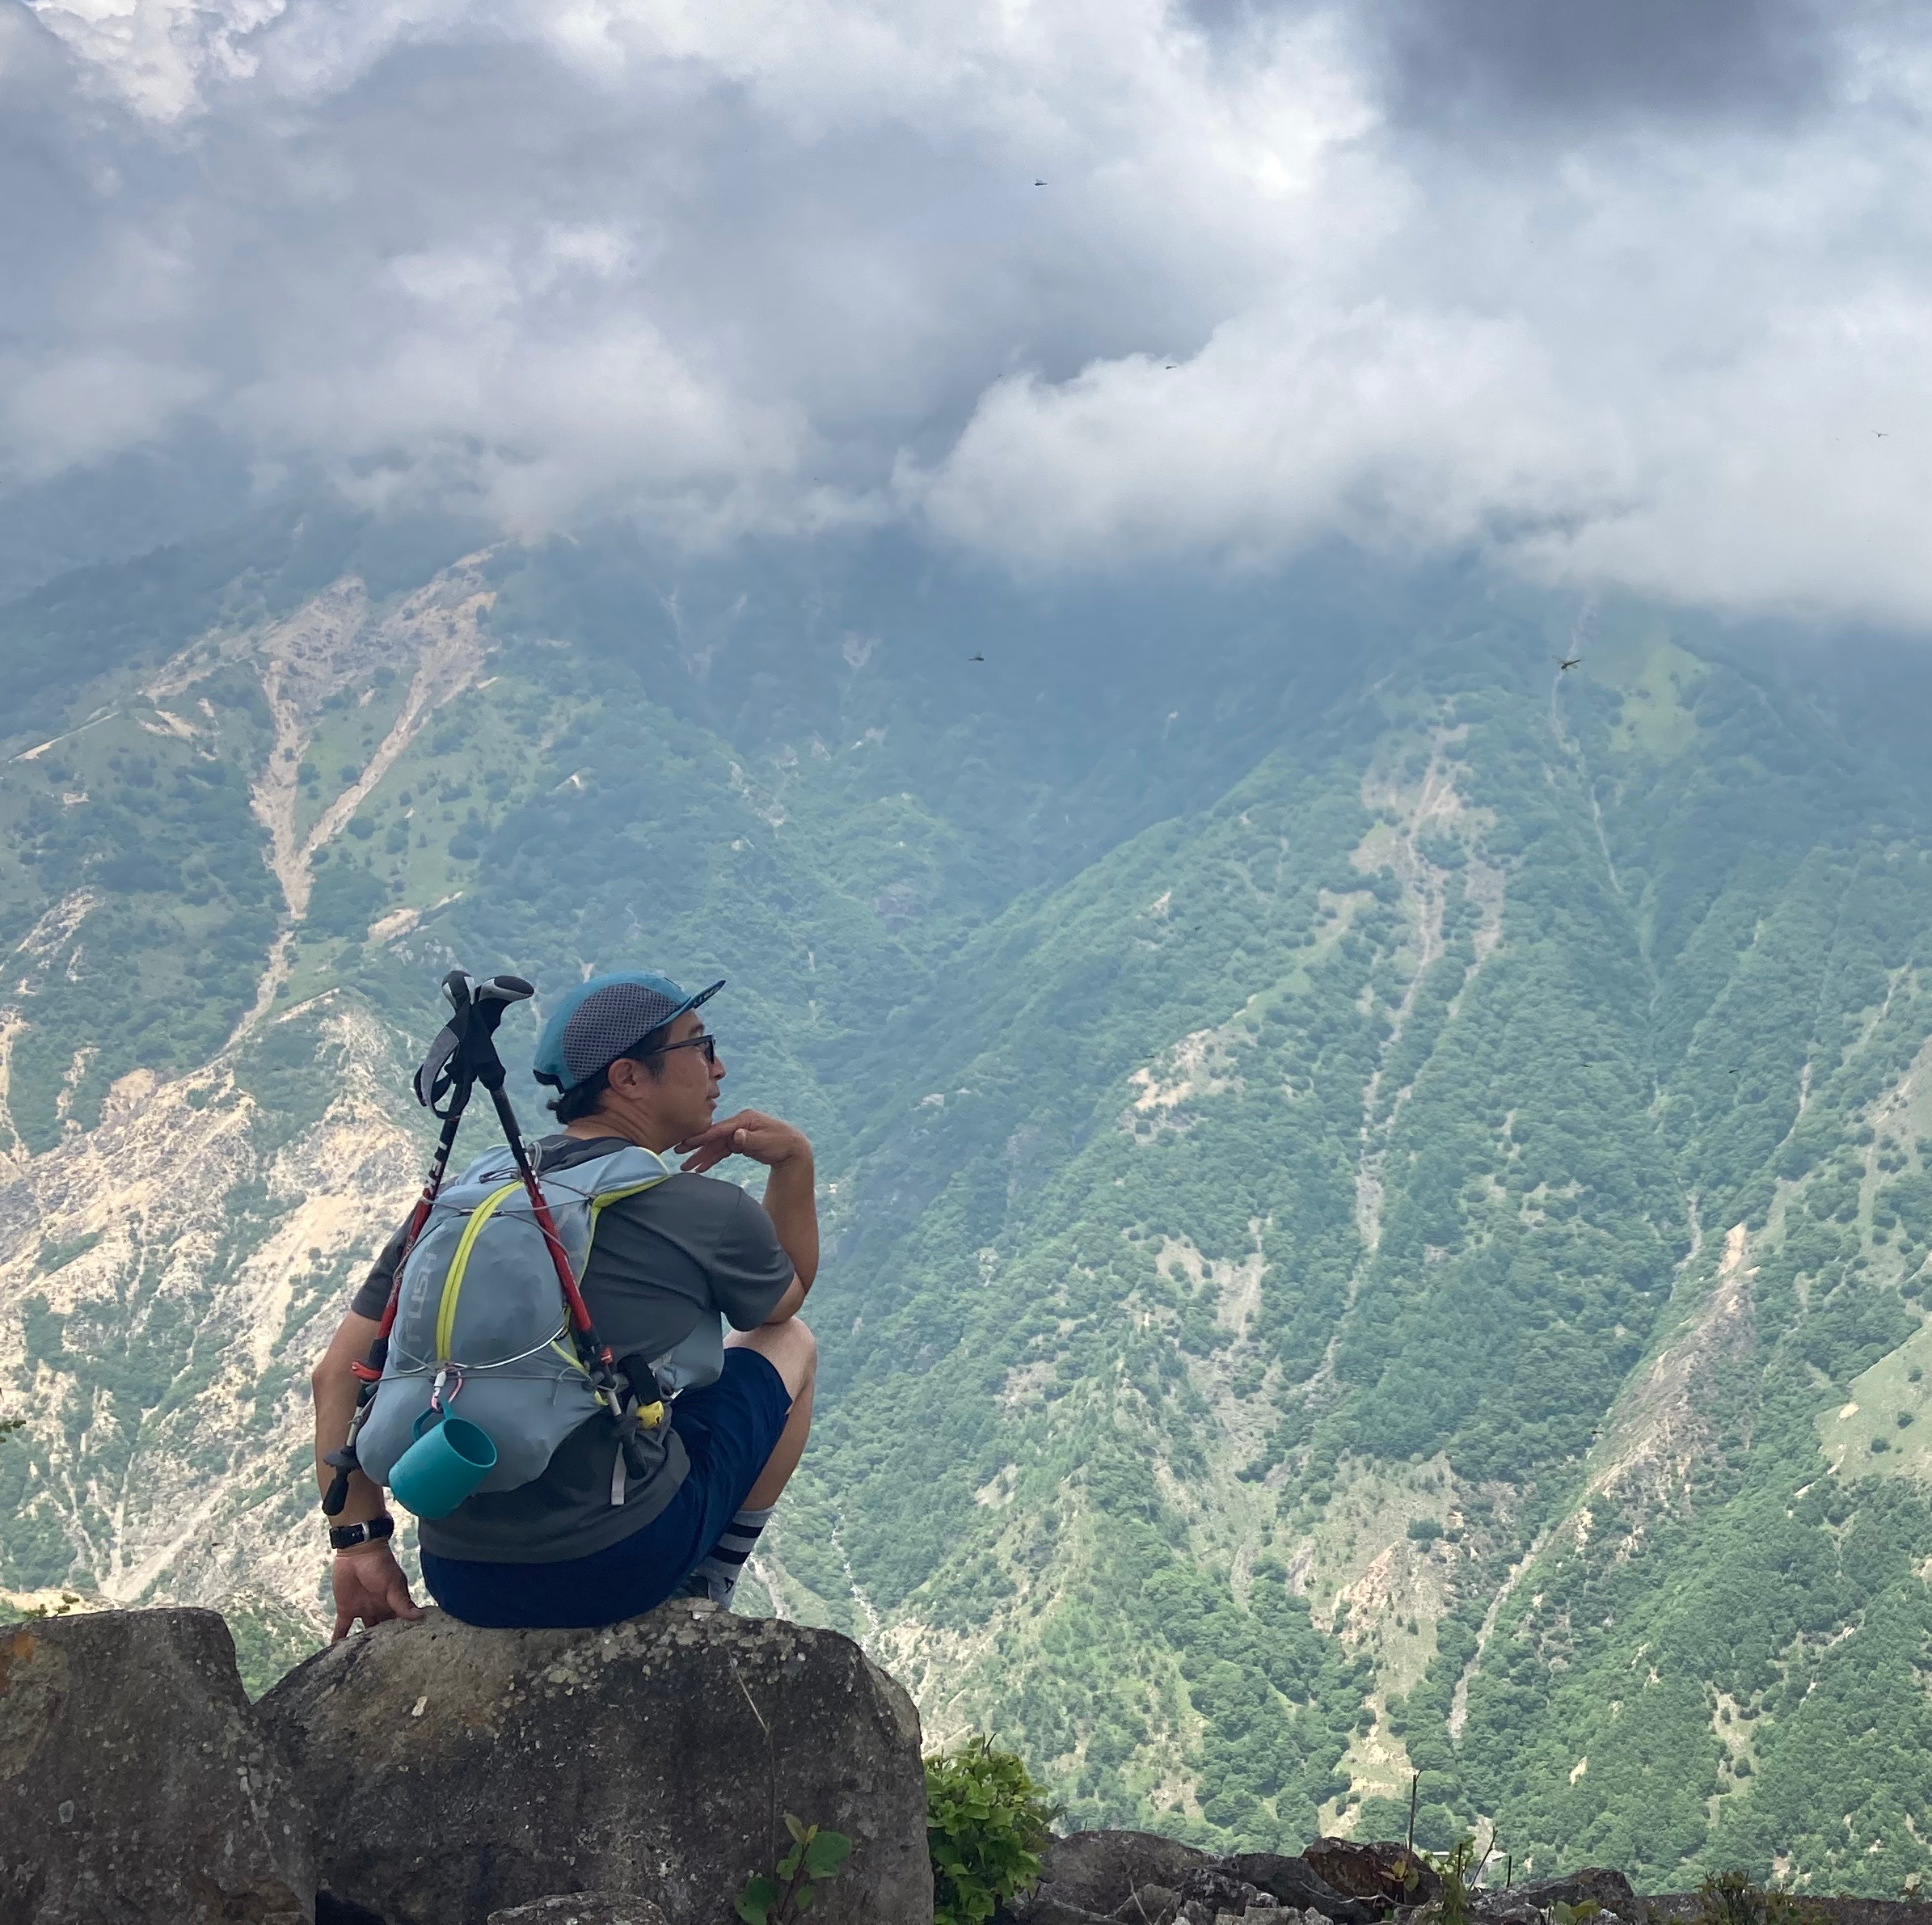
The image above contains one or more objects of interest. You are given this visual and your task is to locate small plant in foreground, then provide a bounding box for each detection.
[736,1813,850,1924]
[1421,1826,1496,1925]
[926,1735,1060,1925]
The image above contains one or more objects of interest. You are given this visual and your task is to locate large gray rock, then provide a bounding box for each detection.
[0,1606,314,1925]
[259,1604,929,1925]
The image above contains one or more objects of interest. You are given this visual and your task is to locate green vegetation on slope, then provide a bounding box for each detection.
[3,531,1932,1892]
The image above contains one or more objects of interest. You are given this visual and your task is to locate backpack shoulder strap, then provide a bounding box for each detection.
[532,1143,677,1214]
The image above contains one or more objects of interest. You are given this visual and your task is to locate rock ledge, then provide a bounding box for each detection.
[259,1602,930,1925]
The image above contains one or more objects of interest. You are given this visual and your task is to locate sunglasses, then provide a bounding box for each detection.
[642,1032,718,1066]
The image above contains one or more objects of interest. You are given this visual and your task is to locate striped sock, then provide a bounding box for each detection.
[688,1505,774,1610]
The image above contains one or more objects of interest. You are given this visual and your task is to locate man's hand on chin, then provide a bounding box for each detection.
[676,1110,812,1175]
[331,1542,425,1642]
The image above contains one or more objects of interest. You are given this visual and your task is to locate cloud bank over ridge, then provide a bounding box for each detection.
[7,0,1932,624]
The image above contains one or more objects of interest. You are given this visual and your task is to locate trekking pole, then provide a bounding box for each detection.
[321,969,529,1517]
[416,969,626,1403]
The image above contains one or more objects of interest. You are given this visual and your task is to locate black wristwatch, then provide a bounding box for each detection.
[328,1514,396,1551]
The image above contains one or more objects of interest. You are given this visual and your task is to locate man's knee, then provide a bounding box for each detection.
[731,1315,816,1400]
[774,1315,817,1401]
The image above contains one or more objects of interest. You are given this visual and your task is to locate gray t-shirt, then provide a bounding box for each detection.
[350,1133,794,1564]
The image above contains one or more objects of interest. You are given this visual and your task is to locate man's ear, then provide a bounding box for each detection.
[605,1052,662,1101]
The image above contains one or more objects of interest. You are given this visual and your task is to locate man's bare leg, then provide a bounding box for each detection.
[725,1316,816,1509]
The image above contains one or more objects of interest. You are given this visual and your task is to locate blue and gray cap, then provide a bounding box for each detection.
[532,970,725,1092]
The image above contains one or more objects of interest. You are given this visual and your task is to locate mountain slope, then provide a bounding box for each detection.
[3,527,1930,1893]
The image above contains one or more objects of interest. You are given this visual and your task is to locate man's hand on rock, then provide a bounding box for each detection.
[676,1110,812,1176]
[331,1542,425,1642]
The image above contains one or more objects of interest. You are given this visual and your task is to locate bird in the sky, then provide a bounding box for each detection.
[1874,429,1890,438]
[1560,656,1582,671]
[968,652,985,662]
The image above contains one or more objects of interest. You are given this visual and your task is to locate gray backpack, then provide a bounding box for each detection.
[356,1142,690,1499]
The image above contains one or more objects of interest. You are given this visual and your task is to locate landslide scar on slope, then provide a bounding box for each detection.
[1584,1220,1757,1512]
[227,558,495,1044]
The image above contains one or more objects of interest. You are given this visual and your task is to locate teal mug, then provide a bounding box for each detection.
[389,1412,498,1518]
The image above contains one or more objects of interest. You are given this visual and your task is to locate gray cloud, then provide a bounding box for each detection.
[1371,0,1843,133]
[6,0,1932,627]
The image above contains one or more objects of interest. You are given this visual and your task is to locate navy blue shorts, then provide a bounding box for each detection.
[420,1347,792,1629]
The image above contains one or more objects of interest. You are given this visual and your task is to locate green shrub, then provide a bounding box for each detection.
[926,1737,1058,1925]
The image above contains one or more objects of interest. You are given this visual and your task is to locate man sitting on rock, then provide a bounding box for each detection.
[311,971,817,1637]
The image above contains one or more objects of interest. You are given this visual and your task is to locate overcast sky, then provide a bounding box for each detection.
[6,0,1931,625]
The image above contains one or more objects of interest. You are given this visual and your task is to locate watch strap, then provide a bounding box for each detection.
[328,1514,396,1551]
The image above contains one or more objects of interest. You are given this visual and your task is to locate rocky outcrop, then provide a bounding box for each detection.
[1011,1838,1641,1925]
[18,1603,1918,1925]
[1022,1832,1213,1918]
[1647,1902,1932,1925]
[1011,1834,1373,1925]
[259,1603,930,1925]
[1503,1871,1636,1916]
[1221,1855,1377,1921]
[1302,1841,1440,1908]
[0,1607,314,1925]
[1433,1871,1637,1925]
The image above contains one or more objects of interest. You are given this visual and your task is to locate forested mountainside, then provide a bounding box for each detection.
[5,510,1932,1896]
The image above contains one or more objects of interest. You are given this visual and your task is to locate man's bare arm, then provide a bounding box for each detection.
[677,1109,819,1319]
[311,1311,423,1640]
[312,1313,387,1518]
[760,1144,818,1293]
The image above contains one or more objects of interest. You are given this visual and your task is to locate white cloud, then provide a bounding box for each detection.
[7,0,1932,624]
[26,0,288,120]
[909,301,1622,568]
